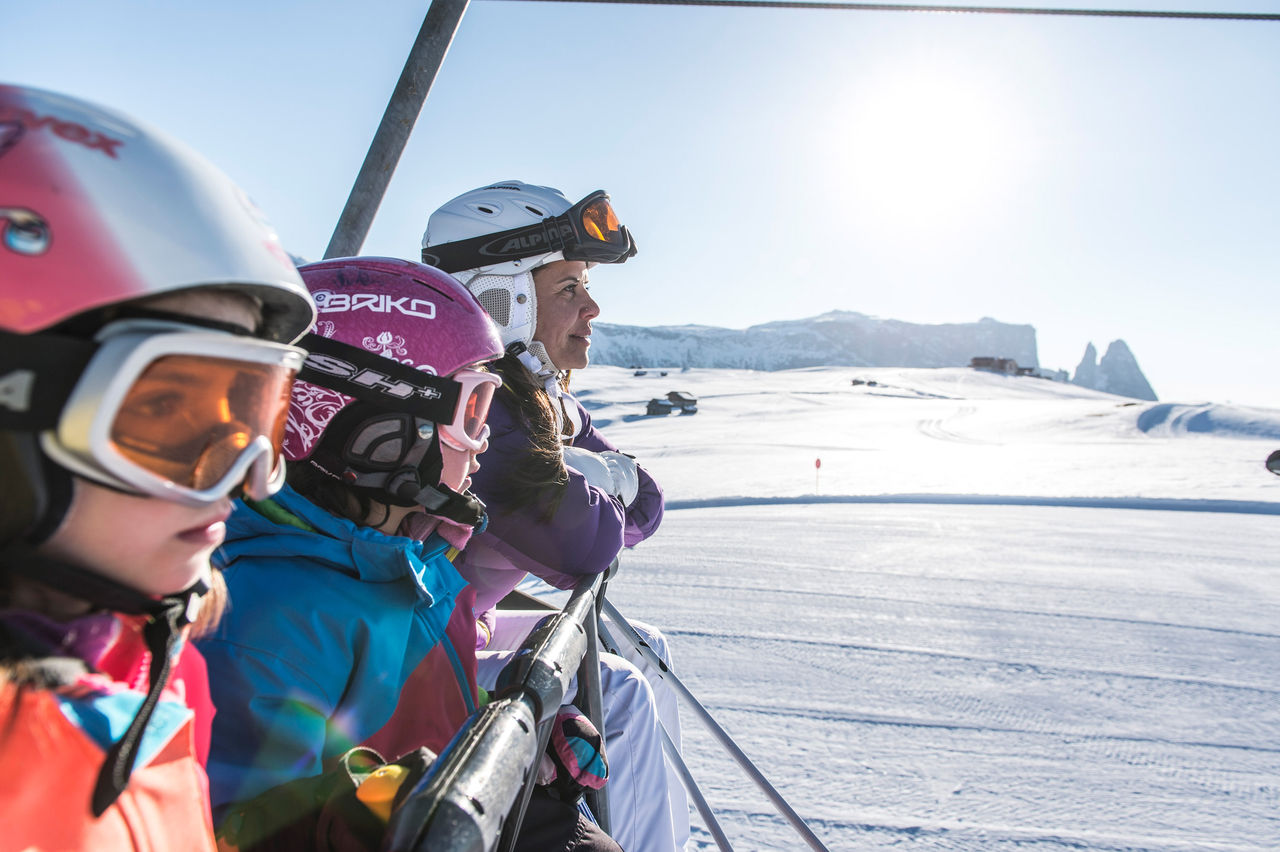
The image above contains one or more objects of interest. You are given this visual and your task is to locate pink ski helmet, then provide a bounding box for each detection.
[285,256,502,459]
[285,257,503,526]
[1,85,315,539]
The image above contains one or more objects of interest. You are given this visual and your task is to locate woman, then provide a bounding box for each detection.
[422,181,689,852]
[0,84,315,849]
[197,256,620,852]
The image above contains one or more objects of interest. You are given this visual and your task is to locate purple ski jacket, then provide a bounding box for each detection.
[459,389,663,617]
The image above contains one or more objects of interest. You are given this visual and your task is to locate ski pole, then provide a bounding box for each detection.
[578,590,611,834]
[600,599,833,852]
[598,621,734,851]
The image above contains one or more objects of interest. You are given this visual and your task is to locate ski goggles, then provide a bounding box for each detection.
[296,333,501,453]
[438,367,501,452]
[14,319,306,504]
[421,190,637,273]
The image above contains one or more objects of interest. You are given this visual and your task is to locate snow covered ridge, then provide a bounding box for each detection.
[590,311,1159,401]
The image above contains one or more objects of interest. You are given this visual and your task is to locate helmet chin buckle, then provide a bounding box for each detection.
[385,467,487,529]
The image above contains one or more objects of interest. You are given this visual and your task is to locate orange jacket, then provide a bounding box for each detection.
[0,614,216,852]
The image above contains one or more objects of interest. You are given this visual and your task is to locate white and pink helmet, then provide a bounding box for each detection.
[0,84,314,342]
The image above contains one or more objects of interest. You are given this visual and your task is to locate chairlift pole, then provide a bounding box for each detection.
[579,583,612,833]
[598,622,735,851]
[602,599,833,852]
[323,0,469,259]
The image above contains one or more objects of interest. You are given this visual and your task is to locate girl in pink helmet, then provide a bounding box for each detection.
[197,256,621,852]
[0,84,315,849]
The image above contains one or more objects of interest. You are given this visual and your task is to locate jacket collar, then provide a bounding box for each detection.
[218,484,458,601]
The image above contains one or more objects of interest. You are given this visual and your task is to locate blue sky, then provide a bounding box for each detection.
[7,1,1279,406]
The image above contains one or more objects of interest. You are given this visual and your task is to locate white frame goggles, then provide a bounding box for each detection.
[40,318,306,505]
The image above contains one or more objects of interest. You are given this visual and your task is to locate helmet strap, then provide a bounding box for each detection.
[1,432,76,546]
[308,406,488,530]
[508,342,582,439]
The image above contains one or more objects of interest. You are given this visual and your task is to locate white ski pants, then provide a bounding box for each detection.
[478,612,690,852]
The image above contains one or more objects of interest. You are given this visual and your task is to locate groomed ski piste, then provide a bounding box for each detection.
[524,366,1280,851]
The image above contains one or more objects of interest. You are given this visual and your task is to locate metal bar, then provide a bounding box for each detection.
[385,572,603,852]
[323,0,470,259]
[484,0,1280,22]
[601,599,833,852]
[496,717,555,852]
[579,602,611,833]
[598,621,734,851]
[659,725,734,851]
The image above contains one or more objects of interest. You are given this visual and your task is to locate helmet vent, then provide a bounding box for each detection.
[476,287,511,328]
[476,205,496,215]
[523,205,545,216]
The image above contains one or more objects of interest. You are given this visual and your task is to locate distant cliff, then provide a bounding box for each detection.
[1073,340,1158,401]
[590,311,1039,372]
[589,312,1158,401]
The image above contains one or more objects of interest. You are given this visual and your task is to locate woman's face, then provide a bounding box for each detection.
[36,290,261,598]
[532,260,599,370]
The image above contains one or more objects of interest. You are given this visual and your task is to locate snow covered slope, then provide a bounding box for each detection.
[550,365,1280,851]
[576,366,1279,507]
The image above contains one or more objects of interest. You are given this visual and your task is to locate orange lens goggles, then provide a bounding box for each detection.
[109,354,298,491]
[42,319,307,504]
[579,195,623,243]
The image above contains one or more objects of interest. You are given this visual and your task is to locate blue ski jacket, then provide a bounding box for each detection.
[195,484,469,813]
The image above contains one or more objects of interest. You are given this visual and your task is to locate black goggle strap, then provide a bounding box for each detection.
[3,545,207,816]
[298,333,460,421]
[0,329,97,431]
[421,192,633,273]
[421,218,578,273]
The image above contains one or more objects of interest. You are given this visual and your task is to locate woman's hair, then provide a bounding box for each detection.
[491,352,569,521]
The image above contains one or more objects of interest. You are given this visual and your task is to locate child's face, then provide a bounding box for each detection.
[439,436,484,495]
[36,290,261,596]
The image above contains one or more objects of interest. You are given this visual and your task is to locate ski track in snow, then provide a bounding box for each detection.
[560,367,1280,850]
[600,503,1280,851]
[664,494,1280,516]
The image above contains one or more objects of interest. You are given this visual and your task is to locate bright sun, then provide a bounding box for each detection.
[836,68,1028,232]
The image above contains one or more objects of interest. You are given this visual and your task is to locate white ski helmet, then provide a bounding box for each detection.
[420,181,635,352]
[0,84,314,343]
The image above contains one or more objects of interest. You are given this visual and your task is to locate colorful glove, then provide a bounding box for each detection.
[540,706,608,801]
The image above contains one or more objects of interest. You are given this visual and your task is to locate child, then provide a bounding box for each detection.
[0,84,315,849]
[198,257,620,851]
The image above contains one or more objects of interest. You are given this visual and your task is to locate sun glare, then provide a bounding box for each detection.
[835,69,1028,233]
